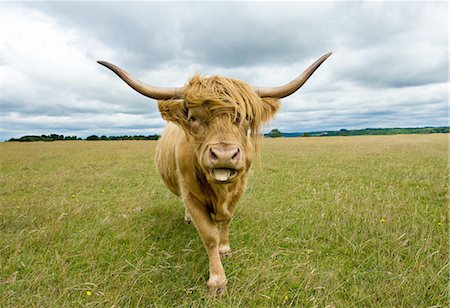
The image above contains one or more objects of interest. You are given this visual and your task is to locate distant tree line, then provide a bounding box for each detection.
[7,126,449,142]
[311,126,449,137]
[7,134,160,142]
[265,126,449,138]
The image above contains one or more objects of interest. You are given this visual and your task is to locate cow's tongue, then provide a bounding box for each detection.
[213,169,230,181]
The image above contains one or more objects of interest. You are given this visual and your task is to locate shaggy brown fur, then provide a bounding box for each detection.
[158,75,280,152]
[156,75,280,295]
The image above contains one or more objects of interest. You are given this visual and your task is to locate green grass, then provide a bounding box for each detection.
[0,134,448,306]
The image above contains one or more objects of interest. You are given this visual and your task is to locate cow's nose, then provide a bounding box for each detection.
[209,144,240,165]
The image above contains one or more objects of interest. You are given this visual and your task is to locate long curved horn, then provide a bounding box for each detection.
[253,52,332,98]
[97,61,185,100]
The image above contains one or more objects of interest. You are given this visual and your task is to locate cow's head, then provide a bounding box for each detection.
[157,76,283,183]
[98,53,331,184]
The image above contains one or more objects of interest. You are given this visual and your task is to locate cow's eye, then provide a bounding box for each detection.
[235,114,250,125]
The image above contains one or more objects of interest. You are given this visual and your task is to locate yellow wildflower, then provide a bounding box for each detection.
[86,291,92,296]
[71,194,76,198]
[379,218,386,223]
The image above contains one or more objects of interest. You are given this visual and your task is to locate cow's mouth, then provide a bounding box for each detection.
[210,168,239,183]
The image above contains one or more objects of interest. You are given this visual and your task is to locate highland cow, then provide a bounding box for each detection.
[98,52,331,295]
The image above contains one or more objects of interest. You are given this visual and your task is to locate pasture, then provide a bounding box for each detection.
[0,134,448,306]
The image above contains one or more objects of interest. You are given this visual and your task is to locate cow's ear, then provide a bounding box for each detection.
[260,98,281,123]
[158,100,187,126]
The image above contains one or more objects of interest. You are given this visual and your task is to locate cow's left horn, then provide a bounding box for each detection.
[97,61,185,99]
[253,52,332,98]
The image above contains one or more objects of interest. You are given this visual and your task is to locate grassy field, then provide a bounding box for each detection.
[0,134,448,307]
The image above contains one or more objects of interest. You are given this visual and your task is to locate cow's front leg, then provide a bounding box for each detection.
[218,222,232,258]
[217,200,239,258]
[214,205,232,257]
[185,198,227,295]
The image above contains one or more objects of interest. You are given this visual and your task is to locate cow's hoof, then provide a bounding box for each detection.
[207,276,227,296]
[184,215,192,225]
[219,244,232,258]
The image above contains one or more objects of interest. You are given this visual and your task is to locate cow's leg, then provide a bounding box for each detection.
[184,207,192,225]
[218,201,238,258]
[218,221,232,257]
[214,205,231,257]
[185,199,227,295]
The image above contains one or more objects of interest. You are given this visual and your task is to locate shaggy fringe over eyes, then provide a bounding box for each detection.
[181,75,281,152]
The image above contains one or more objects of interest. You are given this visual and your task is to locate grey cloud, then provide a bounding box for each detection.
[25,2,336,68]
[24,1,447,87]
[1,112,166,139]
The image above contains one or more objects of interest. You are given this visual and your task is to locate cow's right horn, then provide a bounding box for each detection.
[97,61,185,100]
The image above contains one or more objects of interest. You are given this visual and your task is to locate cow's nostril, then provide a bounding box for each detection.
[209,148,218,161]
[231,148,240,160]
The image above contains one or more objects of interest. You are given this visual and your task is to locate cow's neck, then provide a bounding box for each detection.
[192,165,245,221]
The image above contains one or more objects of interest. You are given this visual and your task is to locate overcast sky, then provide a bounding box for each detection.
[1,1,448,140]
